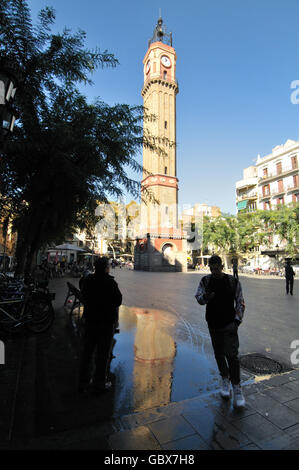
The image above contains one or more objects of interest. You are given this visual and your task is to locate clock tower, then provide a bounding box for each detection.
[135,17,187,272]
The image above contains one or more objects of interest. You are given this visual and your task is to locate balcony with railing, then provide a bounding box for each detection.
[286,182,299,193]
[258,162,298,183]
[236,192,257,202]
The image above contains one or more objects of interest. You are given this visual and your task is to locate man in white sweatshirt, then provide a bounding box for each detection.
[195,255,246,408]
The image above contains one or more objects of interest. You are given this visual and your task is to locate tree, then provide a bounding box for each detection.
[201,205,299,265]
[0,1,159,273]
[258,204,299,259]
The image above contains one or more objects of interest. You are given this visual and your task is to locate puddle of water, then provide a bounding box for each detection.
[111,305,219,415]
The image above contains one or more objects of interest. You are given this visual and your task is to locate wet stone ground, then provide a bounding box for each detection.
[17,275,253,439]
[2,272,299,450]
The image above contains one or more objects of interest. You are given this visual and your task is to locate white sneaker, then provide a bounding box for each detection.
[220,377,231,399]
[233,384,246,408]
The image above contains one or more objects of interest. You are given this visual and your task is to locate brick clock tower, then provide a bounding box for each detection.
[134,17,187,272]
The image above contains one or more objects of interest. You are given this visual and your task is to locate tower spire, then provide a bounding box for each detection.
[148,15,172,48]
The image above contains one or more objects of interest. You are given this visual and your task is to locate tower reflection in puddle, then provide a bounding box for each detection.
[131,307,177,411]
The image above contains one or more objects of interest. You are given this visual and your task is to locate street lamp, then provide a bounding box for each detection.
[0,61,18,142]
[275,244,279,271]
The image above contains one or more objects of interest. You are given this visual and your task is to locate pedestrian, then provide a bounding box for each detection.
[232,257,238,280]
[285,260,295,296]
[78,256,122,393]
[195,255,246,408]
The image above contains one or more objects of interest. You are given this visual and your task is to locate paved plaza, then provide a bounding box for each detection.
[0,269,298,451]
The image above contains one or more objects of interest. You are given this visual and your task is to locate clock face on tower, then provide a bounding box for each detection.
[161,55,171,68]
[146,60,151,74]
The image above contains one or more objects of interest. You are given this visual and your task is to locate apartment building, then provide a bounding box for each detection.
[234,139,299,269]
[257,139,299,210]
[236,139,299,212]
[236,166,258,213]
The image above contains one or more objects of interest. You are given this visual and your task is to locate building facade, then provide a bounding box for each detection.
[235,166,258,213]
[257,139,299,210]
[235,138,299,269]
[134,17,187,272]
[236,139,299,213]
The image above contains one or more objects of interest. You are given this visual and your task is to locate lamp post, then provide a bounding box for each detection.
[0,60,19,145]
[275,244,279,271]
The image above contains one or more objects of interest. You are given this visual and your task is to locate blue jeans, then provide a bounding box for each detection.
[209,322,240,385]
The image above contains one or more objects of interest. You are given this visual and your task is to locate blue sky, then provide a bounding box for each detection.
[27,0,299,214]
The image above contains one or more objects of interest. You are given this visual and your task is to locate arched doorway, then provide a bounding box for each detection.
[162,243,175,265]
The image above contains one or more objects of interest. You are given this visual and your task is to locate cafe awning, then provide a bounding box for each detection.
[237,200,248,210]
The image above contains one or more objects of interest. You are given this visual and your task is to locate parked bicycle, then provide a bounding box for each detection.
[0,276,55,334]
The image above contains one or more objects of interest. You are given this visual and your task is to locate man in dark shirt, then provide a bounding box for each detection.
[195,255,246,408]
[285,260,295,295]
[232,257,238,280]
[78,257,122,393]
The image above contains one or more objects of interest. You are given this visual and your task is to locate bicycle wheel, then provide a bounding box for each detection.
[26,299,55,333]
[0,302,25,334]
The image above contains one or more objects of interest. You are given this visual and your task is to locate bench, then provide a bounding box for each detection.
[64,281,84,315]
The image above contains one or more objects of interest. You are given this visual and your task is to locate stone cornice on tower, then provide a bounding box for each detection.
[141,174,179,190]
[142,76,178,97]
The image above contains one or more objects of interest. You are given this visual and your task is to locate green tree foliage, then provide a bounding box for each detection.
[202,205,299,262]
[0,1,156,273]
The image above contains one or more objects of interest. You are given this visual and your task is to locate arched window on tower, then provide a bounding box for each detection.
[163,70,167,80]
[164,166,167,175]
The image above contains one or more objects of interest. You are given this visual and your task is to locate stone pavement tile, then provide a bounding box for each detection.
[120,402,185,430]
[182,406,251,450]
[246,392,299,429]
[147,415,197,445]
[285,423,299,438]
[240,443,261,450]
[241,382,271,396]
[283,379,299,394]
[263,374,297,387]
[162,434,211,450]
[262,384,299,403]
[108,425,162,451]
[10,420,120,450]
[287,369,299,380]
[198,393,256,422]
[258,434,299,450]
[284,398,299,414]
[232,413,287,447]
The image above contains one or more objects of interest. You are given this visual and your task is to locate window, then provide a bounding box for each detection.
[164,166,167,175]
[264,201,271,211]
[262,184,270,196]
[291,155,298,169]
[165,206,168,214]
[163,71,167,80]
[292,193,299,202]
[263,168,268,177]
[277,179,284,193]
[293,174,299,188]
[276,161,282,175]
[277,197,284,205]
[164,121,167,129]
